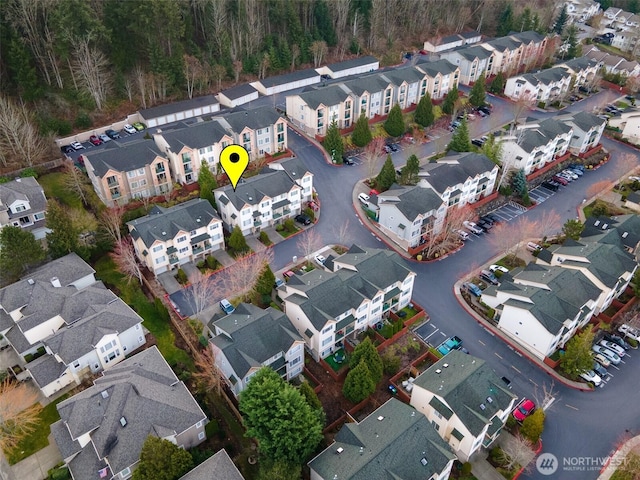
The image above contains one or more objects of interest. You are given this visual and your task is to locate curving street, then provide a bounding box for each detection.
[272,89,640,479]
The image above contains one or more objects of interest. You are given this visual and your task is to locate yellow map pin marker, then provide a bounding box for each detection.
[219,145,249,190]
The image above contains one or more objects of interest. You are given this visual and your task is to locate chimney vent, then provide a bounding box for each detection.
[443,363,449,368]
[435,369,442,374]
[51,277,62,288]
[336,447,344,455]
[27,279,35,285]
[377,416,384,421]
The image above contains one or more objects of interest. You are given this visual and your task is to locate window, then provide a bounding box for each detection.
[155,256,166,264]
[322,326,332,334]
[209,224,218,230]
[177,236,187,243]
[153,245,163,252]
[322,337,333,346]
[127,171,137,178]
[431,421,440,431]
[198,431,205,440]
[434,409,443,419]
[290,356,301,366]
[34,212,45,221]
[179,246,189,254]
[138,336,144,343]
[73,361,80,369]
[120,467,131,477]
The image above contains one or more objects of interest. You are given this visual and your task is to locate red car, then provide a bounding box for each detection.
[513,399,536,422]
[552,175,568,186]
[89,135,102,146]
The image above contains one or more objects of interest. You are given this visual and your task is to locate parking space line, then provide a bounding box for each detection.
[511,366,521,374]
[529,378,539,387]
[565,404,579,411]
[495,352,503,359]
[478,339,486,346]
[440,331,447,336]
[422,329,440,341]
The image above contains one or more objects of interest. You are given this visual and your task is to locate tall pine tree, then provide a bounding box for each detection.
[323,121,344,163]
[46,200,79,259]
[553,6,568,34]
[400,154,420,185]
[469,73,486,107]
[447,116,471,153]
[414,93,435,128]
[441,86,459,115]
[375,155,397,192]
[198,160,218,208]
[383,104,405,137]
[351,113,372,147]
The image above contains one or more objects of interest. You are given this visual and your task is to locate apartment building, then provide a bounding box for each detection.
[0,177,49,240]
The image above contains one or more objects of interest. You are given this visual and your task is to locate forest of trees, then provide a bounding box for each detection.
[0,0,563,170]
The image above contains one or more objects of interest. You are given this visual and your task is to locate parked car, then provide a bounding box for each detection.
[471,138,484,147]
[477,218,493,232]
[123,124,137,134]
[513,399,536,422]
[389,143,400,152]
[450,121,461,130]
[568,168,583,177]
[484,213,500,224]
[593,353,611,368]
[384,145,392,153]
[489,264,509,274]
[89,135,102,146]
[480,216,495,226]
[556,172,573,182]
[478,105,491,115]
[542,181,560,192]
[480,269,499,285]
[274,278,285,289]
[579,369,602,387]
[132,122,146,131]
[457,230,469,241]
[437,336,464,355]
[526,242,542,252]
[314,254,326,266]
[295,213,312,225]
[592,345,621,365]
[592,361,608,378]
[61,145,75,154]
[99,133,111,143]
[105,129,121,139]
[282,270,296,281]
[562,169,579,180]
[501,376,512,389]
[476,109,488,118]
[552,175,569,186]
[618,324,640,341]
[358,192,370,204]
[219,298,235,315]
[463,220,483,235]
[70,141,85,151]
[343,156,355,165]
[463,282,483,297]
[599,340,625,357]
[568,163,585,172]
[604,333,631,350]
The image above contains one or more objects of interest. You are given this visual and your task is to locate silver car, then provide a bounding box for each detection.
[599,340,625,357]
[592,345,621,365]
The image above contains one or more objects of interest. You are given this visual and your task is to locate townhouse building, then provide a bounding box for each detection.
[562,0,601,24]
[440,45,496,85]
[126,198,225,276]
[52,346,208,480]
[499,117,573,175]
[0,253,145,397]
[278,245,416,361]
[483,36,526,77]
[410,351,517,462]
[607,108,640,144]
[557,57,600,87]
[414,59,461,99]
[286,84,355,136]
[584,45,640,77]
[207,303,305,396]
[555,111,606,154]
[504,67,573,104]
[417,152,499,208]
[309,398,456,480]
[0,177,49,240]
[482,264,602,359]
[423,31,482,53]
[375,184,447,250]
[214,163,312,236]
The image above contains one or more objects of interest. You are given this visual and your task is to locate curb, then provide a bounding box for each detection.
[512,439,543,480]
[286,121,339,167]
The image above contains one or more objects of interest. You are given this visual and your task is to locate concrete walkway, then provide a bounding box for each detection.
[597,434,640,480]
[469,432,538,480]
[10,433,61,480]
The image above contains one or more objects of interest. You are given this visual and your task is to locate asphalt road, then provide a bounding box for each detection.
[277,92,640,479]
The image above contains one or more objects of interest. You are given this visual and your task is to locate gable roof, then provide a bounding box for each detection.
[297,84,352,110]
[258,68,319,88]
[274,157,311,183]
[415,58,459,76]
[378,184,443,221]
[419,152,496,194]
[326,55,379,73]
[451,45,494,61]
[564,111,606,132]
[308,398,455,480]
[209,303,302,379]
[215,170,296,210]
[219,83,258,101]
[53,346,207,477]
[413,351,516,436]
[158,120,229,152]
[343,73,392,96]
[508,30,547,44]
[218,105,283,132]
[127,198,220,248]
[0,177,47,216]
[83,139,165,178]
[139,95,219,120]
[179,449,245,480]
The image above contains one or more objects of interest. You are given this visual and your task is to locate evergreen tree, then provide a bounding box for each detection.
[0,226,46,285]
[400,154,420,185]
[46,200,79,259]
[469,73,486,107]
[441,86,459,115]
[489,72,506,95]
[349,337,383,383]
[375,155,397,192]
[351,113,372,147]
[447,116,471,153]
[520,409,545,444]
[565,25,582,59]
[323,121,344,163]
[562,219,585,241]
[481,134,503,164]
[496,2,515,36]
[561,329,596,378]
[132,437,193,480]
[553,5,569,34]
[198,160,217,208]
[228,225,249,255]
[414,92,435,128]
[511,169,527,196]
[518,7,533,32]
[255,263,276,296]
[7,39,42,102]
[383,104,405,137]
[342,361,376,403]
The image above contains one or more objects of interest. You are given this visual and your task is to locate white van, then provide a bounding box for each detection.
[457,230,469,241]
[526,242,542,252]
[358,193,370,204]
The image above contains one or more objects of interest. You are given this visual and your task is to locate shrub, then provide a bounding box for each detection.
[74,113,92,129]
[461,462,472,475]
[199,335,209,347]
[627,337,638,348]
[175,269,188,285]
[520,408,545,443]
[499,185,513,196]
[381,350,401,375]
[259,231,272,246]
[304,207,315,221]
[275,224,284,232]
[284,218,296,233]
[206,255,219,270]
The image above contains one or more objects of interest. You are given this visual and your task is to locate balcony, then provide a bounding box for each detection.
[273,212,283,219]
[254,219,262,227]
[192,246,204,255]
[155,165,165,174]
[169,256,179,264]
[107,179,119,187]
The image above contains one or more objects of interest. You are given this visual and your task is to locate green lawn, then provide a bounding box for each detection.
[5,394,69,465]
[325,349,348,371]
[38,172,83,210]
[277,228,299,238]
[94,256,194,370]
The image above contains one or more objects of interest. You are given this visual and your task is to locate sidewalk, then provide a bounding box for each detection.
[597,434,640,480]
[10,433,61,480]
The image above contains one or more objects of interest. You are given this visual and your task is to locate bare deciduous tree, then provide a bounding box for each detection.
[183,54,203,99]
[133,64,147,109]
[489,217,543,263]
[0,378,43,452]
[291,44,300,72]
[233,59,243,84]
[259,52,270,80]
[332,219,353,247]
[99,206,125,245]
[192,346,224,396]
[216,249,274,302]
[498,434,536,472]
[532,381,558,412]
[586,180,614,200]
[421,205,475,259]
[184,269,218,320]
[310,41,328,68]
[112,238,143,285]
[0,95,50,168]
[363,137,384,182]
[72,36,111,111]
[297,229,323,263]
[512,92,537,125]
[62,160,89,205]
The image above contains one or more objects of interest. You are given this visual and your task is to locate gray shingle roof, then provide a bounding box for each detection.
[485,36,523,51]
[179,449,245,480]
[561,56,598,72]
[378,184,443,221]
[453,45,494,61]
[508,30,546,44]
[0,177,47,224]
[208,303,302,379]
[343,74,391,97]
[380,67,426,86]
[127,198,220,249]
[219,83,258,101]
[413,351,516,436]
[537,118,573,138]
[24,252,94,288]
[517,129,550,153]
[567,111,606,132]
[415,58,459,76]
[215,170,296,210]
[139,95,219,119]
[419,152,496,194]
[218,105,283,132]
[159,120,229,152]
[297,84,352,109]
[326,55,379,73]
[308,398,455,480]
[55,346,207,477]
[274,157,311,183]
[535,67,572,85]
[83,139,165,178]
[258,68,319,88]
[27,354,67,389]
[51,420,81,460]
